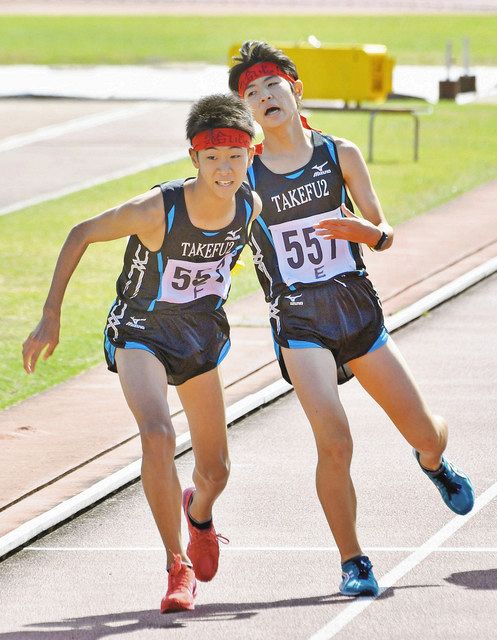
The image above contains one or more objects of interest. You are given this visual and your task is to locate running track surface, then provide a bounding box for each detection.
[1,273,496,640]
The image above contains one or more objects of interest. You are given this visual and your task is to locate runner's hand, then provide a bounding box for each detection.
[22,312,60,374]
[313,204,380,245]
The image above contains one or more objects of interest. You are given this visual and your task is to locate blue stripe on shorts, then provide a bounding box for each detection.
[124,341,156,356]
[217,339,231,365]
[104,336,116,365]
[287,339,322,349]
[368,327,389,353]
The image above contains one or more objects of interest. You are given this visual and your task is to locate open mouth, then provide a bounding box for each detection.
[215,180,234,187]
[264,106,280,116]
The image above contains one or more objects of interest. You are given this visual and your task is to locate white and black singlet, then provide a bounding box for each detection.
[247,131,366,302]
[104,179,254,385]
[247,131,387,384]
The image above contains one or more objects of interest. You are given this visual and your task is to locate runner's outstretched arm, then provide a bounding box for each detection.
[22,188,164,373]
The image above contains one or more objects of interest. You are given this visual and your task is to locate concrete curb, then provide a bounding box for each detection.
[1,256,496,560]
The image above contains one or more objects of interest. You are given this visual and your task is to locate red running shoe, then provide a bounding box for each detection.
[182,487,229,582]
[160,554,197,613]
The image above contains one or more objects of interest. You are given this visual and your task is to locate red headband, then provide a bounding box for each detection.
[238,61,296,97]
[191,128,252,151]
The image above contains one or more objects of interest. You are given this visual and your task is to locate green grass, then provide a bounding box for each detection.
[309,101,497,224]
[1,15,497,65]
[2,100,497,410]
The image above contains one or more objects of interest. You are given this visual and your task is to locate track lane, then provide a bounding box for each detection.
[1,274,496,639]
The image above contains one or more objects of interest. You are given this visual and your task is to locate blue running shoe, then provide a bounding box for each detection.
[414,450,475,515]
[339,555,379,597]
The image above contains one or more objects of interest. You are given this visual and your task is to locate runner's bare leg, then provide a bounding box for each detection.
[115,348,186,566]
[282,347,362,563]
[177,367,230,523]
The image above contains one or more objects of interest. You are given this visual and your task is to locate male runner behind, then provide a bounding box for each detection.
[23,93,262,613]
[229,41,474,597]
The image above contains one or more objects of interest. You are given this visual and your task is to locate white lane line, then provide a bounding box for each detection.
[0,149,187,217]
[385,255,497,332]
[0,380,291,560]
[0,104,157,153]
[226,546,497,553]
[3,262,497,560]
[3,264,497,561]
[308,479,497,640]
[24,546,497,553]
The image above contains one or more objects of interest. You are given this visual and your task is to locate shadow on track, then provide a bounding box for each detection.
[446,568,497,590]
[0,585,441,638]
[0,595,360,638]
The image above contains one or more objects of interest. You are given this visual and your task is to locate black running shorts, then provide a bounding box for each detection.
[270,272,388,385]
[104,307,230,386]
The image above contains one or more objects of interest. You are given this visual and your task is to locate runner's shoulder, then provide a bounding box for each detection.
[129,186,165,226]
[331,137,365,170]
[332,136,360,154]
[251,191,262,219]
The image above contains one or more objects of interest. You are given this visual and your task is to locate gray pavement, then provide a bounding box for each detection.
[1,61,496,215]
[1,88,497,543]
[1,64,496,105]
[1,272,496,639]
[0,99,191,214]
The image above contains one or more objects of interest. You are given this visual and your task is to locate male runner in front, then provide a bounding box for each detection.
[229,41,474,597]
[23,93,261,612]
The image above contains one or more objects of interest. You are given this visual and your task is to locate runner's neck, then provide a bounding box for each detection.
[260,119,313,174]
[184,177,236,231]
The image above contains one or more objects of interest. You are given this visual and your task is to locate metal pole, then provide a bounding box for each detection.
[445,40,452,80]
[413,114,420,162]
[368,112,376,163]
[462,37,470,75]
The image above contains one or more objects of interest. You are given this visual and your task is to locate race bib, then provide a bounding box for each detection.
[159,255,232,304]
[269,208,357,286]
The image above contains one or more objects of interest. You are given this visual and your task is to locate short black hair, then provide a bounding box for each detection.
[186,93,255,143]
[228,40,299,95]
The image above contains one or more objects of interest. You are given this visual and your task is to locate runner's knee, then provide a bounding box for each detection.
[139,419,176,458]
[315,429,353,467]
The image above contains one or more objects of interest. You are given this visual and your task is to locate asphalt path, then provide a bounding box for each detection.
[0,98,191,214]
[2,60,497,215]
[1,273,496,640]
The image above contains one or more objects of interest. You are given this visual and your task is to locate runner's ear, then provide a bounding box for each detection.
[247,146,255,166]
[189,148,199,169]
[294,79,304,99]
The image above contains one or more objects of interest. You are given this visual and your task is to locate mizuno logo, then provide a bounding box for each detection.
[312,162,328,172]
[285,294,304,305]
[126,316,146,330]
[312,161,332,178]
[225,227,242,241]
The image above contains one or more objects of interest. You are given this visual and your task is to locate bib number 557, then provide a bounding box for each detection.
[282,226,336,270]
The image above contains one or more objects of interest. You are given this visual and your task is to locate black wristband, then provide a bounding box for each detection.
[373,230,388,251]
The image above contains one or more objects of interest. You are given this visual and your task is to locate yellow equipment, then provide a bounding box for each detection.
[229,42,394,104]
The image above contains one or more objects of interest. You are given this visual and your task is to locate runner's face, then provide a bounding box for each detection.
[243,75,300,129]
[191,146,254,199]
